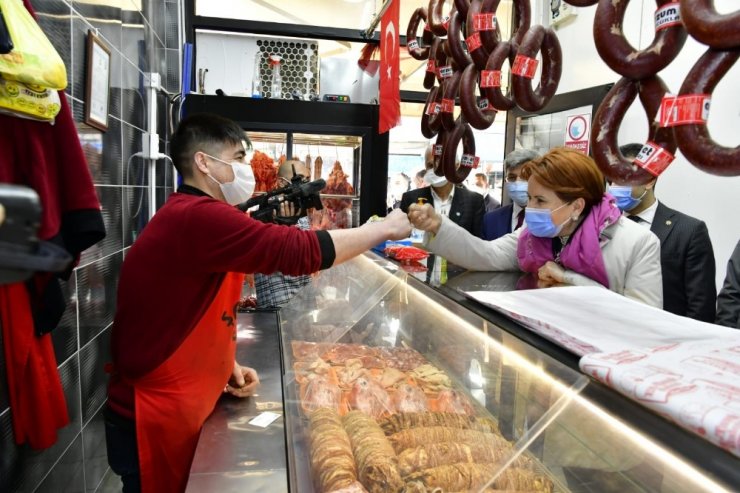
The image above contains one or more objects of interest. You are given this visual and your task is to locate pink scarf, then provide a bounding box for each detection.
[517,194,622,287]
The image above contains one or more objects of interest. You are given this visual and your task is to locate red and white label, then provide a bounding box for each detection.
[480,70,502,88]
[460,154,480,168]
[441,98,455,113]
[659,93,711,127]
[472,12,497,31]
[425,101,441,116]
[634,141,675,176]
[426,59,437,73]
[423,23,431,32]
[466,32,483,52]
[478,98,496,111]
[655,2,681,32]
[438,65,454,78]
[434,144,444,156]
[407,40,420,51]
[511,55,539,79]
[442,15,450,30]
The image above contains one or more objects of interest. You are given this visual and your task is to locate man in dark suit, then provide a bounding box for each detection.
[609,144,716,322]
[716,239,740,329]
[400,150,485,238]
[482,149,539,240]
[473,173,501,213]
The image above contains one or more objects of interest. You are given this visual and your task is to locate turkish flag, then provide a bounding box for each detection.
[379,0,401,134]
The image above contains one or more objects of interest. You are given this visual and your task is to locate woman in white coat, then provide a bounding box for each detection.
[408,147,663,308]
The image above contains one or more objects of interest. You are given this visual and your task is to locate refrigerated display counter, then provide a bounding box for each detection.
[187,252,738,493]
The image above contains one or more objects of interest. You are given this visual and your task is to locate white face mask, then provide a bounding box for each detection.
[423,169,448,188]
[203,153,256,205]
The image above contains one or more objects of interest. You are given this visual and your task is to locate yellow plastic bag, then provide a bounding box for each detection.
[0,74,61,122]
[0,0,67,90]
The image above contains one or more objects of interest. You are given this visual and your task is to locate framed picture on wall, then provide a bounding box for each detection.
[84,30,111,131]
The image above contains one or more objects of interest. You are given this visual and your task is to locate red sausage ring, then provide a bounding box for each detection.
[443,121,477,184]
[407,8,431,61]
[591,75,675,184]
[460,63,498,130]
[433,129,449,177]
[428,0,449,36]
[424,39,442,90]
[478,0,502,53]
[447,7,473,68]
[594,0,687,80]
[440,68,463,131]
[674,48,740,177]
[680,0,740,50]
[510,0,532,47]
[421,86,442,139]
[511,26,562,112]
[454,0,471,18]
[482,41,517,111]
[466,0,492,70]
[562,0,598,6]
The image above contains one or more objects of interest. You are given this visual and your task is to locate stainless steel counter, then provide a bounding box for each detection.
[187,311,288,493]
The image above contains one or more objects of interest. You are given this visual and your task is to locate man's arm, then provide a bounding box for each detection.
[716,240,740,329]
[683,222,716,322]
[327,209,411,266]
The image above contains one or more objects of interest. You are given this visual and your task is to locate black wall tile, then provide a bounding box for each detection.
[121,11,147,73]
[121,59,146,130]
[80,326,111,424]
[0,356,82,493]
[77,252,122,346]
[79,186,123,267]
[51,275,80,365]
[79,118,123,186]
[123,123,146,185]
[123,187,150,247]
[82,406,108,492]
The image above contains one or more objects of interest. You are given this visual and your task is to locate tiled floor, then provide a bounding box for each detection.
[96,469,123,493]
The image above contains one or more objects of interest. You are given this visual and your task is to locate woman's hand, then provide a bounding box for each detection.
[538,261,565,284]
[225,361,260,398]
[408,203,442,235]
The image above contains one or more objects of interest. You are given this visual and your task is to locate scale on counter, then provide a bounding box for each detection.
[322,94,351,102]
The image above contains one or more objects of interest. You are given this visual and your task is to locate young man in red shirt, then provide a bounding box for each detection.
[105,113,411,492]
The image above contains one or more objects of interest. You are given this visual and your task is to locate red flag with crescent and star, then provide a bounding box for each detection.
[379,0,401,134]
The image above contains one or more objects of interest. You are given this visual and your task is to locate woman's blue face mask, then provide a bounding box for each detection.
[608,185,645,212]
[524,202,572,238]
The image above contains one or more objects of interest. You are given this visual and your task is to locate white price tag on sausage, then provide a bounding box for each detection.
[655,2,681,32]
[407,40,420,51]
[248,411,282,428]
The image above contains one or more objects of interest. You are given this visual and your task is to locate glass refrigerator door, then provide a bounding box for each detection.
[513,104,593,156]
[292,133,361,229]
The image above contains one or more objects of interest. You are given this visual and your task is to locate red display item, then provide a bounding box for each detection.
[477,0,502,52]
[658,93,711,127]
[472,12,496,31]
[406,7,431,60]
[424,39,441,90]
[460,63,498,130]
[680,0,740,49]
[448,7,473,68]
[465,0,491,70]
[384,245,431,262]
[511,26,562,112]
[482,41,517,111]
[442,121,477,184]
[479,69,501,88]
[591,75,677,184]
[594,0,687,80]
[511,54,538,78]
[674,48,740,176]
[633,141,675,177]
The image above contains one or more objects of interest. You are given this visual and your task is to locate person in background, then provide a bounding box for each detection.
[608,143,716,322]
[414,169,427,189]
[400,146,485,238]
[387,172,411,210]
[408,147,663,307]
[105,113,411,493]
[482,149,539,240]
[716,239,740,329]
[473,172,501,213]
[254,160,315,310]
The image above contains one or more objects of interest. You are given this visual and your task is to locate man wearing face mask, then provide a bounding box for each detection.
[408,147,663,307]
[607,143,716,322]
[482,149,539,240]
[472,173,501,213]
[105,114,411,493]
[399,146,485,238]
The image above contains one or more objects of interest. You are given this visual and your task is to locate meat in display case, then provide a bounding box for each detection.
[277,254,734,493]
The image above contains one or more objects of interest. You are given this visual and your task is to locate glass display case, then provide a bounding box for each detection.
[276,253,736,493]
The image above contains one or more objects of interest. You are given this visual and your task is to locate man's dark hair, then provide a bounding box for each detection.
[619,143,644,160]
[475,172,488,184]
[169,113,250,179]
